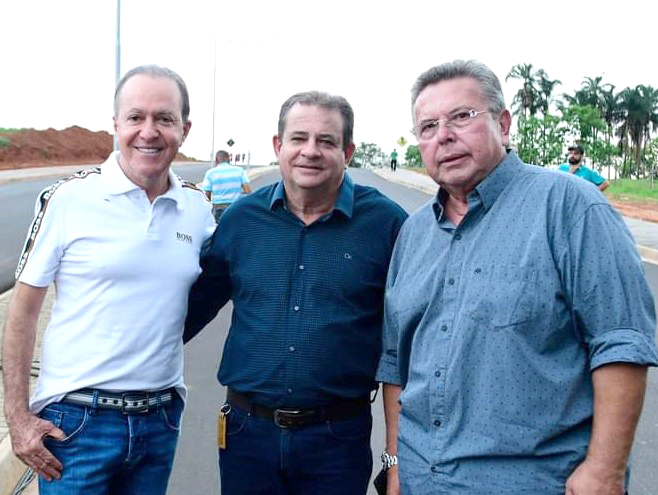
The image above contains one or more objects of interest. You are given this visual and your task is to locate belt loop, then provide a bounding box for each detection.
[91,389,100,415]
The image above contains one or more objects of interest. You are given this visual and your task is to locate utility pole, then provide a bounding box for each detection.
[210,33,217,164]
[114,0,121,151]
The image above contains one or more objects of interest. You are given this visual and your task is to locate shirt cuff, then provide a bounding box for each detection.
[589,328,658,370]
[376,356,402,385]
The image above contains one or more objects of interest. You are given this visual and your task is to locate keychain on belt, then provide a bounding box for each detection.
[217,404,231,449]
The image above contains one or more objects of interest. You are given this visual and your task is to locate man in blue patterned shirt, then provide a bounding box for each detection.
[376,60,658,495]
[185,91,407,494]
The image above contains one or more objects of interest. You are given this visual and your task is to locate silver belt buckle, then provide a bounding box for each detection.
[274,409,303,428]
[121,392,150,414]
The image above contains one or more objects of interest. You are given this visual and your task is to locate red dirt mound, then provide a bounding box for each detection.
[0,126,195,170]
[609,200,658,223]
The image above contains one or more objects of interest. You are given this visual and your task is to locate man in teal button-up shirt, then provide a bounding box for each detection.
[557,144,610,192]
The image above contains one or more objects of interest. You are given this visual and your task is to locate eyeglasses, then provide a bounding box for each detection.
[412,109,489,141]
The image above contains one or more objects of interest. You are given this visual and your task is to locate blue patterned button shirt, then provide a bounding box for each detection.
[377,151,658,494]
[186,173,407,408]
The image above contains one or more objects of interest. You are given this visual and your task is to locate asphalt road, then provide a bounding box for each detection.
[1,166,656,493]
[0,163,212,293]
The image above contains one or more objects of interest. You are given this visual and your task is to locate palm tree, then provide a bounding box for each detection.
[581,77,606,106]
[506,64,541,119]
[580,76,615,143]
[535,69,561,115]
[600,85,620,142]
[617,85,658,176]
[599,85,621,178]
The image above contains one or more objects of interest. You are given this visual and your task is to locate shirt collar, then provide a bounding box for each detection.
[474,150,523,210]
[101,151,184,208]
[433,150,523,221]
[270,171,355,219]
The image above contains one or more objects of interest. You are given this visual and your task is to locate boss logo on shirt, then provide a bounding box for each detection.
[176,232,193,244]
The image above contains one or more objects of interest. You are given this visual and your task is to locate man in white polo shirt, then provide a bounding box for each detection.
[1,65,214,495]
[201,149,252,222]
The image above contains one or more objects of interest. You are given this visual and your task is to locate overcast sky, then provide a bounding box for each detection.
[2,0,656,164]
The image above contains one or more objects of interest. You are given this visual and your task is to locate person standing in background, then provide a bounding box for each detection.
[557,144,609,191]
[201,149,252,222]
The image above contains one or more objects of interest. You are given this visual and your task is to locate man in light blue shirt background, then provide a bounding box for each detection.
[201,150,251,221]
[377,59,658,495]
[557,144,610,191]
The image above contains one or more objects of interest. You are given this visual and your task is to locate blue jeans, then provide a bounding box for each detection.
[37,393,184,495]
[219,403,373,495]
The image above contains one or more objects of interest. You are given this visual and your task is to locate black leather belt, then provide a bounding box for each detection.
[62,388,176,414]
[227,388,369,429]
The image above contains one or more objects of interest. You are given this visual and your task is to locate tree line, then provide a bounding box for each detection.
[507,63,658,179]
[352,64,657,179]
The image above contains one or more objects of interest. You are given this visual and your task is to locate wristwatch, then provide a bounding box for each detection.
[381,451,398,469]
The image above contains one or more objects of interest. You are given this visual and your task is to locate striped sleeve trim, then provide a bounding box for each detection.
[15,167,101,280]
[181,178,211,201]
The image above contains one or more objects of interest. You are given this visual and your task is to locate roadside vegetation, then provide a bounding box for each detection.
[351,62,657,199]
[505,64,658,181]
[606,180,658,202]
[0,128,27,149]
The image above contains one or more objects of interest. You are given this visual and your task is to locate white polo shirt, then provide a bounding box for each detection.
[17,152,215,413]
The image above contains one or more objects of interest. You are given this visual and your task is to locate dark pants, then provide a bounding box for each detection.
[219,403,373,495]
[212,204,230,223]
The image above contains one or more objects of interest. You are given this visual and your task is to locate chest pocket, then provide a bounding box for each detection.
[466,263,547,330]
[330,249,385,312]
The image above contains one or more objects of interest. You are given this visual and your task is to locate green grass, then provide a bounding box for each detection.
[0,127,25,133]
[0,136,10,149]
[607,179,658,202]
[403,166,658,203]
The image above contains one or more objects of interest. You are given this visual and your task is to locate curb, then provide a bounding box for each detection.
[0,437,28,495]
[638,246,658,266]
[371,167,437,196]
[0,288,27,495]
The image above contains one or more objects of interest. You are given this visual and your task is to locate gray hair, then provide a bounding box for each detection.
[114,65,190,122]
[411,60,506,122]
[277,91,354,151]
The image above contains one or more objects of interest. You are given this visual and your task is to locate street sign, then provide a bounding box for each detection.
[227,139,235,147]
[397,136,408,147]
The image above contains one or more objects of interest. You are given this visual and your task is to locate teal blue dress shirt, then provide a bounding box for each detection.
[558,163,606,186]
